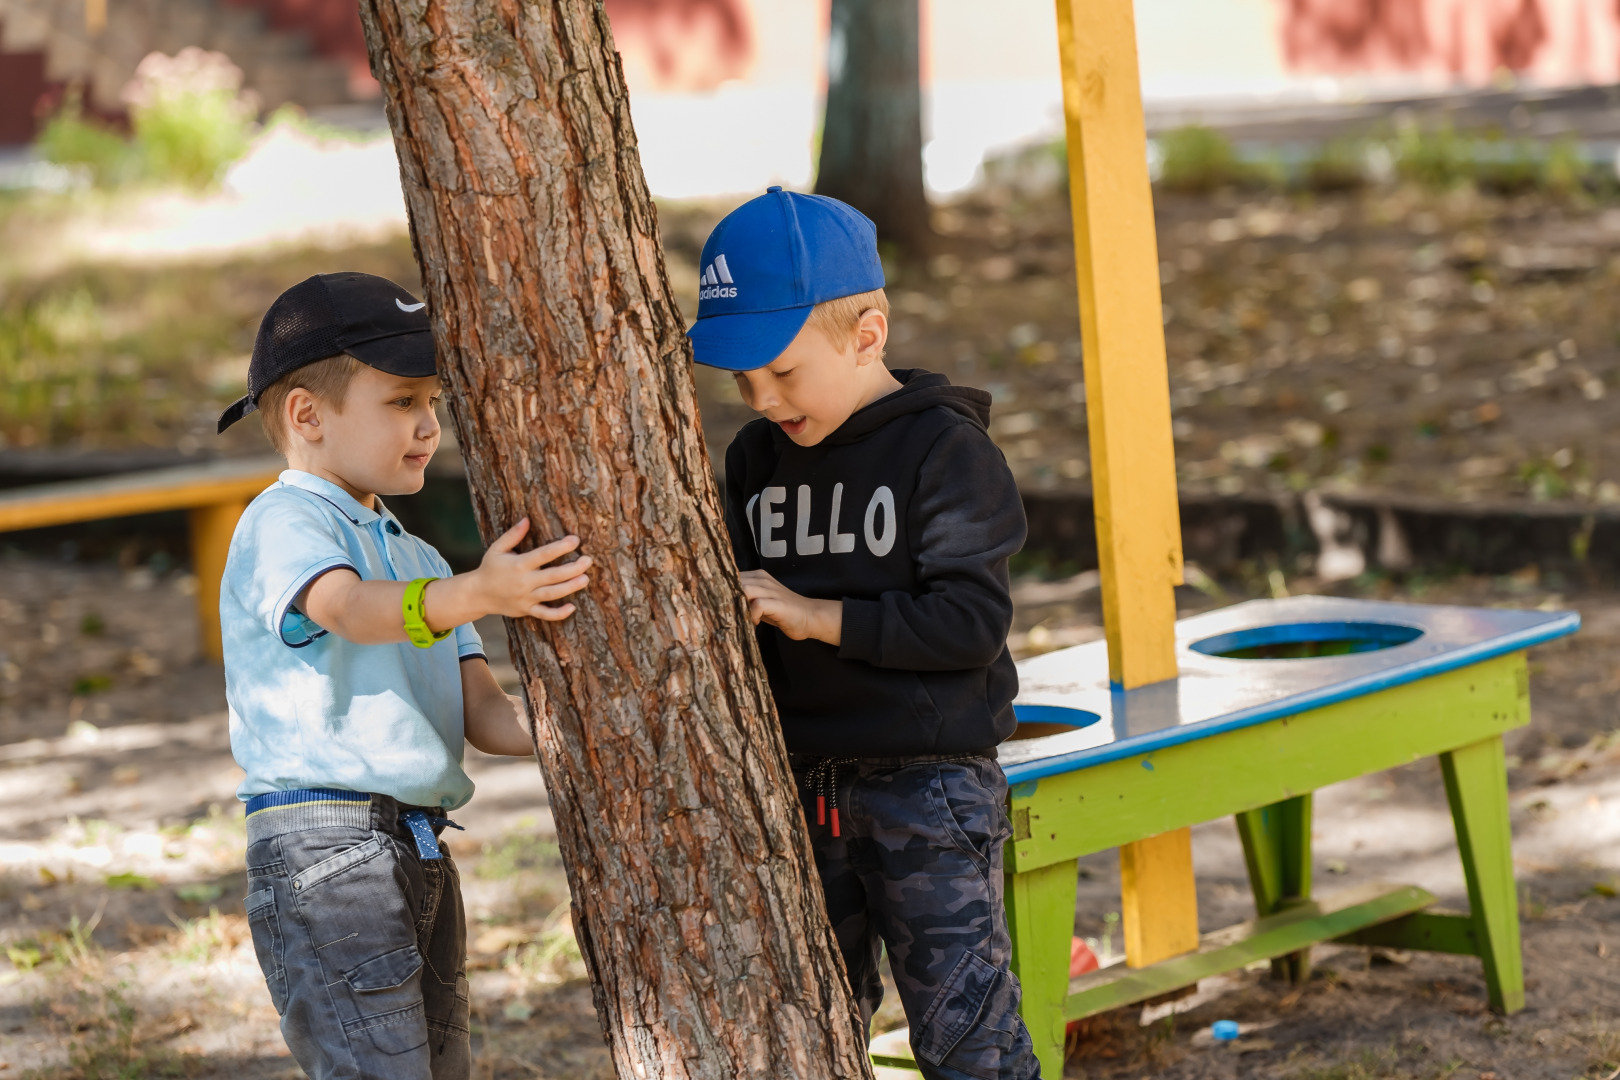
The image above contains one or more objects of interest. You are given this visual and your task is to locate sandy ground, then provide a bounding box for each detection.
[0,553,1617,1079]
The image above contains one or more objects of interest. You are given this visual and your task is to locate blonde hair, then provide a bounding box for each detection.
[804,288,889,351]
[256,353,365,455]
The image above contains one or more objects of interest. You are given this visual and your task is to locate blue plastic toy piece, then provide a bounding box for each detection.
[1211,1020,1241,1041]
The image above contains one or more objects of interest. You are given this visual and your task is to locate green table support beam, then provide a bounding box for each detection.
[1236,793,1314,983]
[1335,910,1480,956]
[1065,883,1436,1020]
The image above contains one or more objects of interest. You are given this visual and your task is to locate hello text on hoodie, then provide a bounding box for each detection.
[723,369,1027,757]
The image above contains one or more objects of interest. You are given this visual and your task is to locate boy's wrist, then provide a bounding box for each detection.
[424,573,478,633]
[811,599,843,647]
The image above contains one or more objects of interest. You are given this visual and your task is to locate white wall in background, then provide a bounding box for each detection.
[628,0,1295,200]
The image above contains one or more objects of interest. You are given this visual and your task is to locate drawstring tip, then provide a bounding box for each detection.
[830,808,840,837]
[816,796,826,826]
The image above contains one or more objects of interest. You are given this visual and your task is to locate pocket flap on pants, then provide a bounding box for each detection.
[345,943,424,992]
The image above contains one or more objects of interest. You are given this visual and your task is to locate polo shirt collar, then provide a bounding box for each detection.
[278,469,383,525]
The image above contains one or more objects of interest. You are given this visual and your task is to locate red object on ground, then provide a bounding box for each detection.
[1069,937,1100,977]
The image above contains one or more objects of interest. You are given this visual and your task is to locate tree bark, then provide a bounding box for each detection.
[354,4,874,1078]
[815,0,932,256]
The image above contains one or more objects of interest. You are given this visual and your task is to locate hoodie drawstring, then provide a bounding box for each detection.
[805,757,856,837]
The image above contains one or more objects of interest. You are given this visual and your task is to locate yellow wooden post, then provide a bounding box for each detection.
[1053,0,1199,967]
[188,500,246,663]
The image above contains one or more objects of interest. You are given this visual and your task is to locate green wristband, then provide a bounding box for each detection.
[403,577,453,649]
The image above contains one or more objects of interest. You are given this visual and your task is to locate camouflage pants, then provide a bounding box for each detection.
[793,753,1041,1080]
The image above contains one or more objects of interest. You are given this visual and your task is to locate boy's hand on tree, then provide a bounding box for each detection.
[739,570,842,646]
[472,517,592,621]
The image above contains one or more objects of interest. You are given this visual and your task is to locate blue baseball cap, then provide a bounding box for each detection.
[686,187,885,371]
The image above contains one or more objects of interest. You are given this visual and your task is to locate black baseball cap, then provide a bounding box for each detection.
[217,272,438,433]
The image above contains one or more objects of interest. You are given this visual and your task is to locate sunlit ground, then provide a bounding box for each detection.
[0,553,1617,1078]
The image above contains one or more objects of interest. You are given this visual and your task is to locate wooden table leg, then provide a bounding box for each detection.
[1441,735,1524,1013]
[1120,828,1200,967]
[1236,793,1314,982]
[188,499,247,663]
[1007,858,1079,1080]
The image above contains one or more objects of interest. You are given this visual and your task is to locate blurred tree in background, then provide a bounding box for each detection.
[815,0,932,257]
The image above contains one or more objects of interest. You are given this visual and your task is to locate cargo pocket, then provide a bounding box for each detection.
[914,951,1021,1080]
[291,835,429,1057]
[244,887,288,1016]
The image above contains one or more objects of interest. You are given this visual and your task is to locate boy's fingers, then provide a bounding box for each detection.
[529,602,577,621]
[489,517,531,554]
[519,536,582,568]
[533,575,588,601]
[531,556,591,583]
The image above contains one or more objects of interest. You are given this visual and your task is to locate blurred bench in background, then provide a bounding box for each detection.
[0,457,281,661]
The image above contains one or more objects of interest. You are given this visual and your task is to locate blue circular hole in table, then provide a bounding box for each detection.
[1008,703,1104,741]
[1190,620,1425,660]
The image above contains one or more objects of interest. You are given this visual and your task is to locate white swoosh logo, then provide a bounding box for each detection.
[396,299,426,312]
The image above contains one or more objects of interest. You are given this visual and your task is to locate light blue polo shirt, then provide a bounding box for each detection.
[221,469,485,810]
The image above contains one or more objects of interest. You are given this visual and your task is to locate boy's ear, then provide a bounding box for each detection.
[285,387,323,444]
[853,308,888,367]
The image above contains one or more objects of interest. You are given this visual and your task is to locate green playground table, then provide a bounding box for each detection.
[872,595,1579,1077]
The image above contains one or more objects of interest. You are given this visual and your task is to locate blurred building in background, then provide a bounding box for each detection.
[0,0,756,145]
[5,0,1620,191]
[1281,0,1620,88]
[0,0,372,144]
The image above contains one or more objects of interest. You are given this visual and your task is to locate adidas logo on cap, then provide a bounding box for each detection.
[699,254,737,300]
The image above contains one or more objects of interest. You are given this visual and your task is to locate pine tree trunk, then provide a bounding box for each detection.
[815,0,932,255]
[354,4,874,1077]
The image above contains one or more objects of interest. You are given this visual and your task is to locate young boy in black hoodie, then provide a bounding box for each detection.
[688,187,1039,1080]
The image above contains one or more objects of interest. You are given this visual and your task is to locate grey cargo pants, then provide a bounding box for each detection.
[243,793,470,1079]
[794,753,1041,1080]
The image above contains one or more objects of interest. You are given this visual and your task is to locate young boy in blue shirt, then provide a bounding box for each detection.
[216,272,591,1079]
[689,190,1040,1079]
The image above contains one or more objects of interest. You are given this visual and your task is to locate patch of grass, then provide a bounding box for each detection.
[24,985,195,1080]
[1518,455,1574,501]
[1394,123,1478,191]
[507,903,585,984]
[73,673,113,695]
[130,82,252,191]
[11,910,104,976]
[1284,1046,1407,1079]
[0,238,417,449]
[165,908,246,966]
[172,882,223,905]
[477,820,562,880]
[1390,123,1600,197]
[1473,142,1543,196]
[1301,138,1369,192]
[7,944,43,972]
[34,96,139,188]
[1157,125,1262,193]
[36,50,254,192]
[1543,137,1592,198]
[104,872,159,891]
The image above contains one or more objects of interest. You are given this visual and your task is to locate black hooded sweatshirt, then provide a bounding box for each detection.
[723,368,1026,758]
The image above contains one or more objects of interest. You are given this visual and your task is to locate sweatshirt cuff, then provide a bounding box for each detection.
[838,599,884,664]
